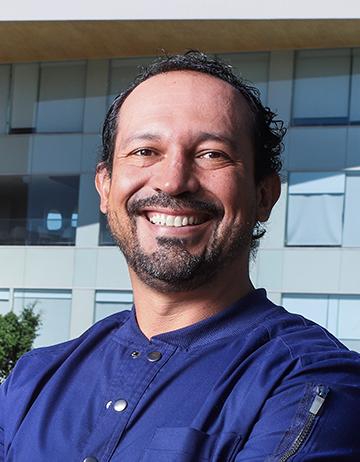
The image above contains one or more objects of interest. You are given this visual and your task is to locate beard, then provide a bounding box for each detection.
[106,192,255,293]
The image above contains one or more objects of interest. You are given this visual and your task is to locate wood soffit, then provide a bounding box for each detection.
[0,19,359,63]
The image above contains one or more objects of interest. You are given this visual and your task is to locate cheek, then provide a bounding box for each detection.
[108,165,147,208]
[210,174,255,219]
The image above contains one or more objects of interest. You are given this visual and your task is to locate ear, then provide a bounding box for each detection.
[256,173,281,222]
[95,163,111,214]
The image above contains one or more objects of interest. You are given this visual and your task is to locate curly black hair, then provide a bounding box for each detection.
[100,51,286,183]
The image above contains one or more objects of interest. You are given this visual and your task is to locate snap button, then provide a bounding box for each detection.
[113,399,128,412]
[131,351,141,358]
[147,351,162,362]
[83,457,98,462]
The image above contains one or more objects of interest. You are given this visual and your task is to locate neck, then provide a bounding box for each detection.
[129,260,254,339]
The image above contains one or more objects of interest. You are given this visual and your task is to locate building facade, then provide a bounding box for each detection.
[0,5,359,351]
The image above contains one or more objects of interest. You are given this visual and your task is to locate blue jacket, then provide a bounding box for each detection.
[1,289,359,461]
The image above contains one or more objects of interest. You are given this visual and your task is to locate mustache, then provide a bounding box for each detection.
[127,192,223,217]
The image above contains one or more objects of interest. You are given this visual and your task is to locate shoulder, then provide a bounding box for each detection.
[256,304,360,387]
[25,309,130,359]
[239,298,360,385]
[0,310,131,453]
[235,303,360,460]
[1,310,131,393]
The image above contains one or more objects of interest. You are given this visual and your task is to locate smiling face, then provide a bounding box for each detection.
[96,71,279,292]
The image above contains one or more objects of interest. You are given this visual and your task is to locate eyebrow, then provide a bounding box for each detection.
[120,133,162,149]
[195,131,238,151]
[120,131,238,151]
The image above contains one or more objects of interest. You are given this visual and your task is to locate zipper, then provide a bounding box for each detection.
[278,385,328,462]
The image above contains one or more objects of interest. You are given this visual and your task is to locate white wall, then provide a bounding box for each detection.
[1,0,360,21]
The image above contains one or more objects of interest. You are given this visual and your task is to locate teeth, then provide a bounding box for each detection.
[148,213,203,227]
[166,215,174,226]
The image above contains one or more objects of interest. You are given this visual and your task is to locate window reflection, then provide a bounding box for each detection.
[0,175,79,245]
[99,212,115,246]
[46,210,62,231]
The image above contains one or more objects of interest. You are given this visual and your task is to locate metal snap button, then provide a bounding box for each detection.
[147,351,162,362]
[113,399,128,412]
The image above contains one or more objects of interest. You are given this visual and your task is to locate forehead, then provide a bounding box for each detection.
[117,70,252,136]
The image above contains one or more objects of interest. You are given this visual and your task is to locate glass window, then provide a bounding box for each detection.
[343,175,360,246]
[0,65,10,134]
[13,289,71,348]
[71,212,78,228]
[99,212,115,246]
[337,296,360,340]
[94,291,133,322]
[0,175,80,245]
[350,49,360,123]
[282,293,360,352]
[217,52,269,103]
[108,57,154,105]
[286,172,345,246]
[9,63,38,133]
[36,61,86,133]
[292,49,351,125]
[282,294,329,329]
[0,289,10,315]
[46,210,62,231]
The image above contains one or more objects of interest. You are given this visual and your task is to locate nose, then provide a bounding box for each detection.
[151,151,200,196]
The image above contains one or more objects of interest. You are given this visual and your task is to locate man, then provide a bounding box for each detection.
[0,52,359,461]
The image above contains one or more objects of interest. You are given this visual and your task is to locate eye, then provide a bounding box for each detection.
[198,150,230,160]
[200,151,223,159]
[195,150,234,169]
[134,148,155,157]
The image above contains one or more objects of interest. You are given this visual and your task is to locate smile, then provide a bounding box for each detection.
[146,212,208,227]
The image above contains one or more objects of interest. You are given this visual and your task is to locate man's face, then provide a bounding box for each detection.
[96,71,276,291]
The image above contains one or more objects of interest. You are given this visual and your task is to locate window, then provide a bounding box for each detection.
[99,213,115,246]
[343,175,360,246]
[282,293,360,352]
[0,289,10,315]
[0,175,80,245]
[71,212,78,228]
[0,64,10,134]
[108,57,154,105]
[94,291,133,322]
[286,172,360,247]
[292,48,360,126]
[9,63,38,134]
[46,210,62,231]
[286,172,345,246]
[36,61,86,133]
[350,49,360,123]
[217,52,270,103]
[13,289,71,348]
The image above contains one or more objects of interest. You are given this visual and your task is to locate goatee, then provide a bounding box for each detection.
[106,192,254,292]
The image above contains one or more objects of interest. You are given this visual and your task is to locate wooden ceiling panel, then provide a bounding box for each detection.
[0,20,359,63]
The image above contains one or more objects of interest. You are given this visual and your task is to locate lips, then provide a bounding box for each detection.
[128,193,222,231]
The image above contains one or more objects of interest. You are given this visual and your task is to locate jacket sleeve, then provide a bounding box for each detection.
[235,372,360,461]
[0,378,7,462]
[0,429,4,462]
[0,353,37,462]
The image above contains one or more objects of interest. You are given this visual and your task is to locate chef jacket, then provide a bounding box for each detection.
[0,289,359,461]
